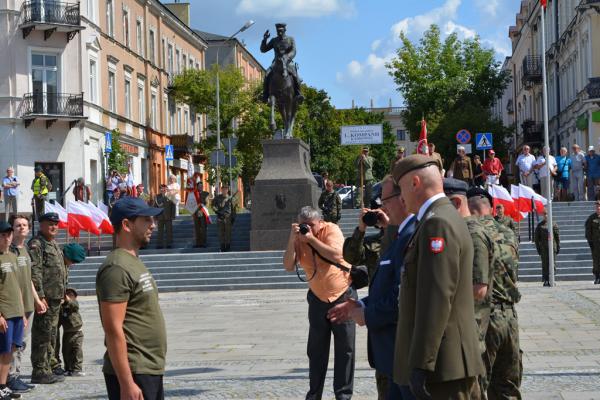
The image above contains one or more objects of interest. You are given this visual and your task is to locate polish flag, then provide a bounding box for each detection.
[417,118,429,155]
[488,185,517,218]
[541,0,547,8]
[518,184,547,214]
[79,201,114,235]
[510,185,528,222]
[44,201,68,229]
[199,205,212,224]
[67,201,101,235]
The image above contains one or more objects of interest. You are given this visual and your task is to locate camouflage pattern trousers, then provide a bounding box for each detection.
[483,305,522,400]
[58,330,84,372]
[31,299,61,377]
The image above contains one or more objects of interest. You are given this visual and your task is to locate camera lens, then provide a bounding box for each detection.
[362,211,380,227]
[299,223,310,235]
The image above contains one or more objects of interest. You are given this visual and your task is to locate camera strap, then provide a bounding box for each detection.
[308,244,351,273]
[294,243,317,282]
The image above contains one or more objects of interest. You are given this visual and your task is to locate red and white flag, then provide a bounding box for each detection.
[67,201,101,236]
[79,201,114,235]
[199,205,212,224]
[518,184,547,214]
[488,185,517,218]
[417,118,429,155]
[44,201,68,229]
[510,185,528,222]
[541,0,547,8]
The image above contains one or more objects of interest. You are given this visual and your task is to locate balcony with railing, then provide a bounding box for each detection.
[21,92,86,128]
[170,134,195,158]
[521,55,542,88]
[19,1,84,41]
[586,77,600,105]
[521,120,543,144]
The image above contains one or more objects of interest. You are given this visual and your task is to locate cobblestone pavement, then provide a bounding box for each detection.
[17,282,600,399]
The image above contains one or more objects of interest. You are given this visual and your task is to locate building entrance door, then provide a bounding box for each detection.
[35,162,64,205]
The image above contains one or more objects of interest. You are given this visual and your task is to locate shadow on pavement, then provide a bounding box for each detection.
[165,367,222,377]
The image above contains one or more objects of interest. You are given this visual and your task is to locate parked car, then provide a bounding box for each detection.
[341,182,382,209]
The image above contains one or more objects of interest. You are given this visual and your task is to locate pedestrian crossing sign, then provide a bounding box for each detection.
[475,133,493,150]
[165,145,174,161]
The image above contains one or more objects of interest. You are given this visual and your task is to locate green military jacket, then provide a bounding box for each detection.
[152,194,175,221]
[318,191,342,223]
[495,215,517,235]
[355,155,374,182]
[393,197,485,385]
[28,234,67,301]
[585,212,600,244]
[343,227,384,283]
[212,194,233,222]
[534,220,560,255]
[60,299,83,332]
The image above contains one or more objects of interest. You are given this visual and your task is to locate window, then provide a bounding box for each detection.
[87,0,96,23]
[184,109,189,134]
[89,59,97,103]
[161,38,166,69]
[149,29,155,64]
[136,20,143,56]
[108,70,116,112]
[169,100,175,135]
[151,92,157,128]
[177,107,182,133]
[137,84,145,124]
[396,129,406,141]
[175,49,180,73]
[106,0,114,36]
[122,9,129,46]
[167,44,173,74]
[124,78,131,118]
[182,54,187,71]
[189,57,193,70]
[163,97,168,133]
[31,53,58,113]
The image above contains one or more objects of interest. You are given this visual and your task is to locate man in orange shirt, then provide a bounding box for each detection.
[482,149,504,186]
[283,206,355,400]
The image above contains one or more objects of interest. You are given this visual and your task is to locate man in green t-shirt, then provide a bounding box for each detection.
[96,197,166,400]
[0,220,26,400]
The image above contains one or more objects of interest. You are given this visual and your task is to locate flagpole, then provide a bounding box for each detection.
[540,2,555,286]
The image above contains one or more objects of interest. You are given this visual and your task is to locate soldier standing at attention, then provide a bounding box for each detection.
[318,180,342,224]
[535,209,560,287]
[152,184,175,249]
[28,212,66,384]
[212,186,233,252]
[392,155,484,399]
[30,167,51,219]
[468,188,522,399]
[584,201,600,284]
[355,147,375,207]
[494,204,517,236]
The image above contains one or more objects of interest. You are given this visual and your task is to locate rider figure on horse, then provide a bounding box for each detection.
[260,23,304,104]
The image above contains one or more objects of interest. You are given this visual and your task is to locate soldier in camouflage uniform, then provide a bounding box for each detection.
[28,212,67,384]
[468,187,522,399]
[494,204,517,236]
[212,186,234,252]
[534,209,560,287]
[584,201,600,284]
[318,180,342,224]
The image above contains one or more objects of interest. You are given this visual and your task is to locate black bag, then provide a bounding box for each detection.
[295,245,369,290]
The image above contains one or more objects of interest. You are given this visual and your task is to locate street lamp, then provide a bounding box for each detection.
[215,20,255,193]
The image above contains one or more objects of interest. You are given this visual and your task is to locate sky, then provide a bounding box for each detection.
[188,0,522,109]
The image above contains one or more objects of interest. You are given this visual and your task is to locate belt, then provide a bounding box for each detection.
[491,302,513,311]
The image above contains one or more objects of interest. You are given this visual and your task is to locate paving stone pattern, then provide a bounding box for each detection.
[18,283,600,399]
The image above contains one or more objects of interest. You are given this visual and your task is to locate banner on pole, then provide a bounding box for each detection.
[340,125,383,145]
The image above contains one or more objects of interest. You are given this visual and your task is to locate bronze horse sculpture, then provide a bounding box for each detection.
[268,58,299,139]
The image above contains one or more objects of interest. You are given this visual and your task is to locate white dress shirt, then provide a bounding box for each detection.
[417,193,446,221]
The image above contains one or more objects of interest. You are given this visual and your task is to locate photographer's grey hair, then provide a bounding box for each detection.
[298,206,322,221]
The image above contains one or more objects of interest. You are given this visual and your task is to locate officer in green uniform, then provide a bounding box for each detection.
[59,288,84,376]
[355,147,375,207]
[212,186,233,252]
[392,155,484,398]
[31,167,51,219]
[318,180,342,224]
[494,204,517,236]
[152,184,175,249]
[52,243,86,376]
[534,209,560,287]
[584,201,600,284]
[468,187,522,399]
[29,212,66,384]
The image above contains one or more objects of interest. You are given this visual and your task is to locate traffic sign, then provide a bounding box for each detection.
[210,150,226,166]
[456,129,471,144]
[165,145,174,161]
[475,133,493,150]
[228,155,238,168]
[457,144,472,154]
[105,131,112,153]
[222,137,239,153]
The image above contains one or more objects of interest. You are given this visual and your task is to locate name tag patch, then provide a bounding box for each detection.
[429,238,445,254]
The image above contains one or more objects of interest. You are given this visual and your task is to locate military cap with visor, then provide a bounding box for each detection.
[109,196,163,228]
[39,212,60,223]
[443,178,469,197]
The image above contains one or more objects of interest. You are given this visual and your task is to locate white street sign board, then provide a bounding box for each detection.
[340,124,383,145]
[457,144,472,154]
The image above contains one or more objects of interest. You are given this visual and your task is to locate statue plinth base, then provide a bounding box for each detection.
[250,139,320,251]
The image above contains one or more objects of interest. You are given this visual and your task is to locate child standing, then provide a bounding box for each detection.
[60,288,84,376]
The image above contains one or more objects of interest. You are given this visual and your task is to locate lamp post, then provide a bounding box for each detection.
[215,20,254,193]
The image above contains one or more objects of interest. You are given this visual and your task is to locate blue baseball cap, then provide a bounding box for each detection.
[109,197,163,228]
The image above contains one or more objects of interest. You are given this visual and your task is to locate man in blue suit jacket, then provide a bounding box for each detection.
[328,175,416,400]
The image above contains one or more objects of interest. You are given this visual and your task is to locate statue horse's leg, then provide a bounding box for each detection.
[269,95,276,132]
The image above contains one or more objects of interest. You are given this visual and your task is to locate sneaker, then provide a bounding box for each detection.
[0,387,21,399]
[6,377,30,393]
[30,374,60,384]
[52,367,66,376]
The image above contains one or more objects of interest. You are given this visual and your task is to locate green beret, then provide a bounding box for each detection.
[65,287,78,297]
[392,154,440,183]
[63,243,86,264]
[443,178,468,196]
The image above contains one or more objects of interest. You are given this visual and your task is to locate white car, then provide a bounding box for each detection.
[336,186,356,202]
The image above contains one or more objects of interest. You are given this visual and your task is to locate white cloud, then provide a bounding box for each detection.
[444,21,476,39]
[236,0,356,18]
[371,39,382,52]
[474,0,500,17]
[391,0,461,38]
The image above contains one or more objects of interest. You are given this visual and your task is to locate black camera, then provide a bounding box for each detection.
[362,211,380,227]
[298,223,310,235]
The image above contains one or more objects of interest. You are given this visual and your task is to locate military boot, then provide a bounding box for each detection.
[30,374,60,384]
[594,274,600,284]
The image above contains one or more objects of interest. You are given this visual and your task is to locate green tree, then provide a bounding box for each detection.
[386,25,511,163]
[107,129,128,174]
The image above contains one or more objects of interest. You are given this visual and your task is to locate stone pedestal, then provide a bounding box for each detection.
[250,139,320,251]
